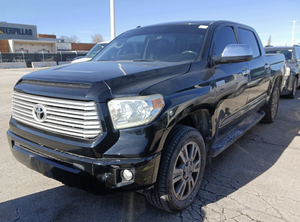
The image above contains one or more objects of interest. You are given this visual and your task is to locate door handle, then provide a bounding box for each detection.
[241,69,250,76]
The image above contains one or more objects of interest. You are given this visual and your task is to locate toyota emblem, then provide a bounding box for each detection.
[33,104,47,122]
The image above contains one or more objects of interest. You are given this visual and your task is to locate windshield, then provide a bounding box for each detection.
[86,43,108,58]
[265,49,294,61]
[93,25,207,62]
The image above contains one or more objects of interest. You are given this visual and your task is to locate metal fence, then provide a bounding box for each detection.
[0,52,87,67]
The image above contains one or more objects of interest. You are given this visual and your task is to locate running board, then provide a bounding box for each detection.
[211,110,265,157]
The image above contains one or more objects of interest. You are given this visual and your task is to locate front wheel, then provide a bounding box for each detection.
[146,125,206,212]
[261,84,280,123]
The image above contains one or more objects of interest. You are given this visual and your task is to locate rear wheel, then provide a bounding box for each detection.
[287,77,297,99]
[261,84,280,123]
[146,125,206,212]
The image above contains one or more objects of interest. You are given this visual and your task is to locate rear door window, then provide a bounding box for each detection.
[238,28,261,58]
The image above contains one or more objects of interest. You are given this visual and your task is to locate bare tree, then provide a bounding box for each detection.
[91,33,104,43]
[60,35,80,43]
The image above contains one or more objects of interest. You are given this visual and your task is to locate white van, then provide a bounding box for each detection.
[71,42,109,63]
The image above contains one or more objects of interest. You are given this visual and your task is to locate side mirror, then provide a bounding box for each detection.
[213,44,253,65]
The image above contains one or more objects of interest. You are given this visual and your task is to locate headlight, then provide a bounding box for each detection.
[108,94,164,130]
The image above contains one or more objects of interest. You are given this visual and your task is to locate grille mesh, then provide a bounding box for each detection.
[12,91,102,139]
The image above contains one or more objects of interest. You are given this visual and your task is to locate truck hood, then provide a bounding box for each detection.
[16,61,191,102]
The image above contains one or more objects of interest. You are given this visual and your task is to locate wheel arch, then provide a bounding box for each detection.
[161,108,214,161]
[146,124,207,212]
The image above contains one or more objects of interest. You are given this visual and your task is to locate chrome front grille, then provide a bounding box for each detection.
[12,91,103,139]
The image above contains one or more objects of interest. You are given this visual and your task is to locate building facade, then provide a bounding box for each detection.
[0,22,57,53]
[0,22,96,53]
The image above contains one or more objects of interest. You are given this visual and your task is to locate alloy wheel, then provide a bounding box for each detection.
[172,141,201,200]
[271,87,279,119]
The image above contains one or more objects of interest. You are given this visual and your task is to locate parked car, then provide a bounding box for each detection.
[71,42,109,63]
[7,21,284,212]
[265,45,300,98]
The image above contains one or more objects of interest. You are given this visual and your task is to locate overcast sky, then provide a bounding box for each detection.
[1,0,300,46]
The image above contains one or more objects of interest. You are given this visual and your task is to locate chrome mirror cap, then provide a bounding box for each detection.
[213,44,253,65]
[222,44,253,57]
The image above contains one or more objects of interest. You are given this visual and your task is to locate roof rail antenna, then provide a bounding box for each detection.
[136,26,141,29]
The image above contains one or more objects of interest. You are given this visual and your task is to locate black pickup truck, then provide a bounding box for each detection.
[265,45,300,98]
[7,21,284,212]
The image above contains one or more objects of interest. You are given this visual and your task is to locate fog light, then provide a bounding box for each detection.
[122,169,133,181]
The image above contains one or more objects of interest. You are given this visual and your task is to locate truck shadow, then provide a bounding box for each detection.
[1,185,187,221]
[194,90,300,219]
[1,92,299,222]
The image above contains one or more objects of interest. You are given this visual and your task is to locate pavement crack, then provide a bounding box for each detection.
[257,193,300,218]
[179,210,184,222]
[242,131,288,149]
[204,171,243,190]
[186,208,202,221]
[13,206,21,222]
[247,191,286,220]
[238,210,256,221]
[0,134,7,141]
[278,118,300,125]
[226,194,292,222]
[190,204,205,221]
[260,194,300,204]
[243,139,286,148]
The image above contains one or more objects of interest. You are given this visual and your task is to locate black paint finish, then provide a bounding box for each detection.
[7,20,284,194]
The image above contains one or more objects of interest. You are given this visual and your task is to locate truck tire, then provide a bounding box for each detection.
[287,77,297,99]
[146,125,206,212]
[261,84,280,123]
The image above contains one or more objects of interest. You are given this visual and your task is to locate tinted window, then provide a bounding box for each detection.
[265,49,293,60]
[93,25,206,62]
[239,28,260,58]
[213,27,237,57]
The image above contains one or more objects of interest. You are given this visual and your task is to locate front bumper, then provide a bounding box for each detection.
[7,130,161,194]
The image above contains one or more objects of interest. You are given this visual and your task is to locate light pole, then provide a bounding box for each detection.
[110,0,116,41]
[291,20,298,46]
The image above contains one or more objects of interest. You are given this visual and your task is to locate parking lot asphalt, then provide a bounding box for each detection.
[0,68,300,222]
